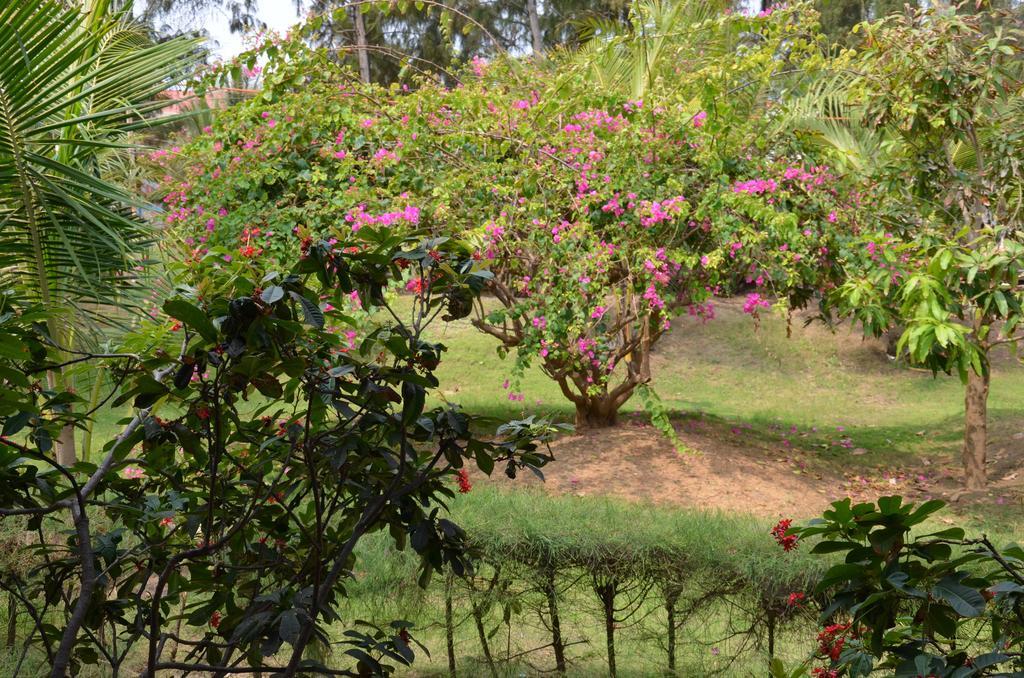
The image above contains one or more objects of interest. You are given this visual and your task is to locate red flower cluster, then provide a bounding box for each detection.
[787,591,806,607]
[771,518,799,551]
[456,469,472,494]
[811,668,838,678]
[210,611,222,629]
[817,623,850,661]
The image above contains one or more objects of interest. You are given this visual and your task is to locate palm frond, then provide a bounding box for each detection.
[0,0,202,329]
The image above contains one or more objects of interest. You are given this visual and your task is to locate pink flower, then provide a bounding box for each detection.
[692,110,707,128]
[591,306,607,319]
[742,293,770,314]
[471,55,488,77]
[827,211,838,223]
[733,178,778,195]
[642,284,665,310]
[122,467,145,480]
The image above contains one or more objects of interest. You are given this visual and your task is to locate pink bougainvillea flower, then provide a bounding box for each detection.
[742,293,770,314]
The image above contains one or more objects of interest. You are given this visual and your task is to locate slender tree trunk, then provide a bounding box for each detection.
[665,589,680,675]
[526,0,543,55]
[543,566,566,674]
[351,6,370,84]
[81,366,107,463]
[6,591,15,648]
[55,423,77,467]
[963,365,990,490]
[471,596,498,678]
[46,322,76,466]
[445,574,457,677]
[595,580,617,677]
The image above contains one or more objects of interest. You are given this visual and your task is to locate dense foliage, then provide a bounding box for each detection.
[804,7,1024,488]
[164,3,853,430]
[5,1,1024,677]
[788,497,1024,677]
[0,229,556,676]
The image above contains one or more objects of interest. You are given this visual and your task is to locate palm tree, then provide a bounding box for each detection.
[562,0,743,101]
[0,0,202,464]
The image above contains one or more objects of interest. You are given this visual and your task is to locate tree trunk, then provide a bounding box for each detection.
[351,6,370,84]
[56,423,77,467]
[963,366,990,490]
[574,401,618,429]
[526,0,543,55]
[543,566,566,674]
[665,588,681,675]
[594,580,617,677]
[6,591,15,648]
[445,574,457,677]
[471,597,498,678]
[45,366,77,465]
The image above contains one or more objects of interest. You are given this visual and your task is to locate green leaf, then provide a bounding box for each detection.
[261,286,285,304]
[401,381,425,427]
[994,291,1009,317]
[288,291,324,329]
[931,575,986,617]
[279,610,300,644]
[163,299,217,343]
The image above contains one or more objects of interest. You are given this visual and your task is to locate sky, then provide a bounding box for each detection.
[172,0,303,60]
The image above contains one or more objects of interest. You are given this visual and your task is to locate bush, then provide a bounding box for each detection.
[790,496,1024,677]
[0,230,557,676]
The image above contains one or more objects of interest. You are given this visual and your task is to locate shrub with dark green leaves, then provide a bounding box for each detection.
[789,497,1024,677]
[0,229,557,677]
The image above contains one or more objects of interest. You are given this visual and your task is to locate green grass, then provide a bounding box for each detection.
[412,298,1024,487]
[330,487,1024,676]
[335,487,824,677]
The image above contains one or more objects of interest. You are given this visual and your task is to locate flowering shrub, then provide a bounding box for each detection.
[167,3,851,429]
[786,497,1024,677]
[0,228,558,676]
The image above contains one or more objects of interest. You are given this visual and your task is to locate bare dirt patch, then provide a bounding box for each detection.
[479,413,1022,519]
[484,415,898,518]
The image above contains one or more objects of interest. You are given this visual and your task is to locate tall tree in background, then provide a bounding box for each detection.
[787,7,1024,489]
